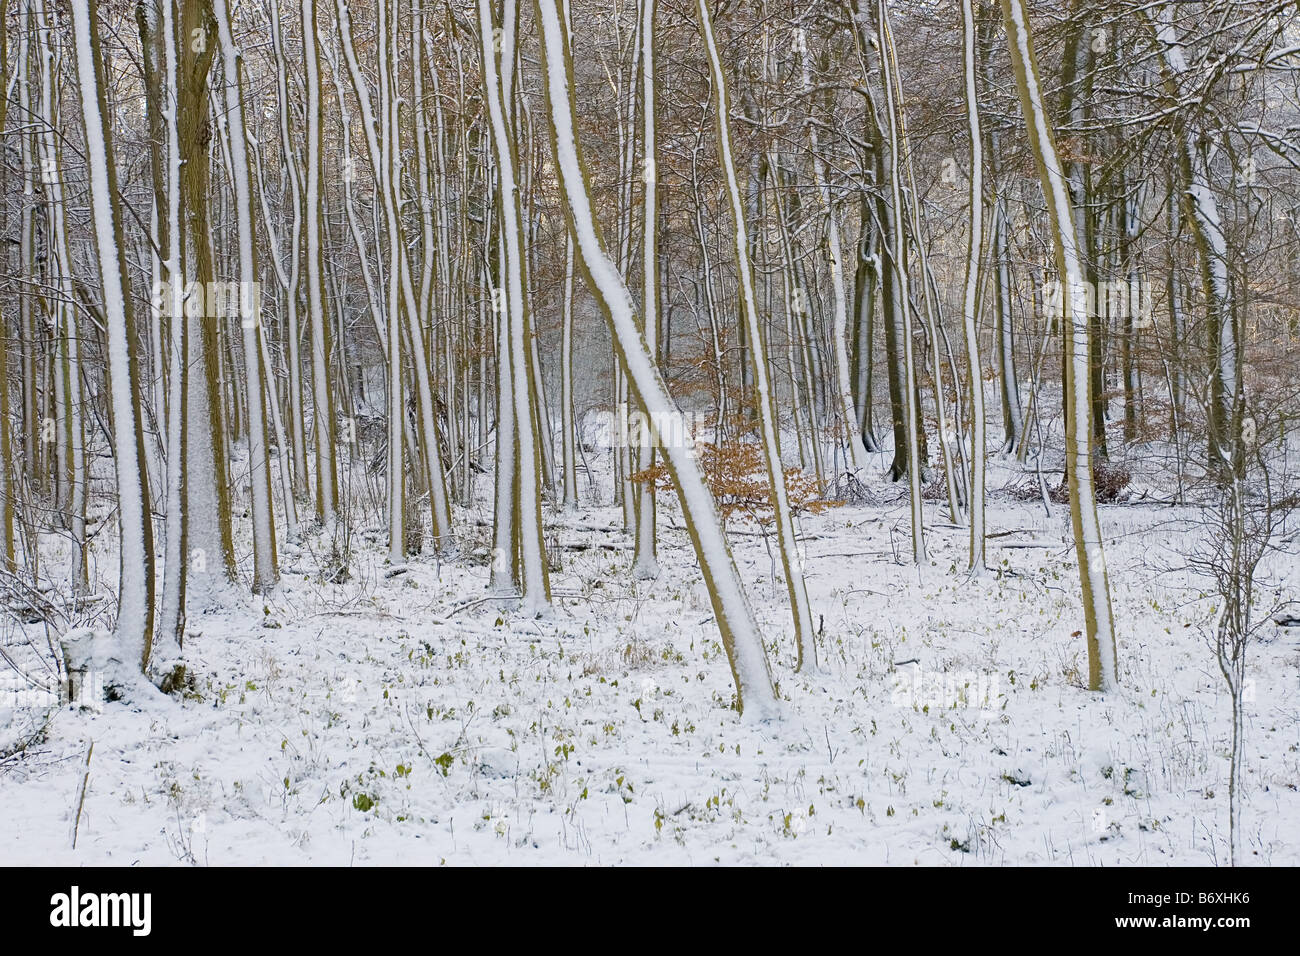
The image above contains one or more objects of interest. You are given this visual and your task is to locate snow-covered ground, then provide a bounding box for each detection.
[2,443,1298,866]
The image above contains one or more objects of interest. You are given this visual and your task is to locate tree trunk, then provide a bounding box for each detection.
[535,0,776,717]
[1003,0,1118,691]
[69,0,158,675]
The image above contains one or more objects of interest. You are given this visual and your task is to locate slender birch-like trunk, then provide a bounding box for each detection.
[479,0,550,611]
[852,197,881,454]
[560,232,580,513]
[267,0,309,502]
[632,0,659,580]
[535,0,775,717]
[35,0,87,593]
[698,0,816,670]
[799,40,867,473]
[152,0,189,659]
[991,197,1023,456]
[1002,0,1117,691]
[1146,4,1238,476]
[69,0,157,671]
[960,0,987,573]
[17,10,41,499]
[0,0,12,572]
[214,0,277,590]
[878,0,925,563]
[303,0,339,525]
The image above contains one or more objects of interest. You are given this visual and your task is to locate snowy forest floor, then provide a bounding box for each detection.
[3,446,1300,865]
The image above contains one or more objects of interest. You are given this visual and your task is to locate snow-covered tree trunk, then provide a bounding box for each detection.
[877,0,926,563]
[851,197,882,454]
[535,0,775,717]
[152,0,189,660]
[799,39,867,474]
[612,12,639,532]
[179,0,237,600]
[377,0,408,562]
[1002,0,1118,691]
[769,157,823,479]
[560,232,580,513]
[1146,3,1239,477]
[977,7,1023,459]
[35,0,87,593]
[68,0,158,673]
[1165,183,1187,428]
[688,137,729,437]
[480,0,550,611]
[214,0,277,592]
[489,234,519,594]
[303,0,339,525]
[698,0,816,670]
[267,0,309,504]
[1120,174,1141,445]
[0,0,14,573]
[633,0,660,580]
[137,0,169,498]
[960,0,987,573]
[412,0,436,360]
[991,198,1023,456]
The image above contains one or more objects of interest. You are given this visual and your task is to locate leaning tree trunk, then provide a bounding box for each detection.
[1002,0,1118,692]
[534,0,776,717]
[699,0,817,670]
